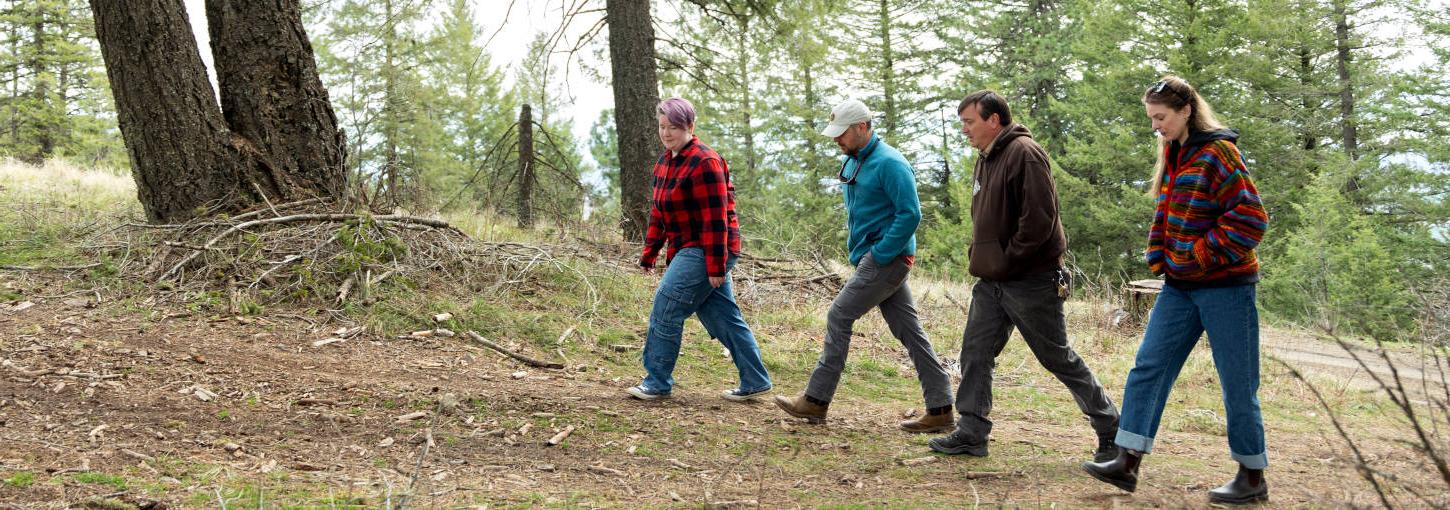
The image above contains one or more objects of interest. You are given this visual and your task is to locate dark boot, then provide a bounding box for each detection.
[927,429,988,457]
[1208,464,1268,505]
[1082,448,1141,492]
[1093,434,1118,463]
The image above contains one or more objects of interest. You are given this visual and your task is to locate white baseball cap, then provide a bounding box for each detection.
[820,99,873,138]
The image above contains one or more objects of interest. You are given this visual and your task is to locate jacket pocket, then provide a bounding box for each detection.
[969,238,1010,281]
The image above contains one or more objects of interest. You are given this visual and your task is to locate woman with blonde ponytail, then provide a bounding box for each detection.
[1082,76,1272,505]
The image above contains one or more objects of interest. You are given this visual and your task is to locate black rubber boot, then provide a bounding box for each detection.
[1093,434,1118,463]
[1081,448,1141,492]
[1208,464,1269,505]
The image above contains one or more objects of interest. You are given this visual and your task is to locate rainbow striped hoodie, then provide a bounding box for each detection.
[1146,128,1268,288]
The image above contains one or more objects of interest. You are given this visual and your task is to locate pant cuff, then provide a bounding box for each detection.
[739,383,772,394]
[1232,451,1269,469]
[1115,429,1155,453]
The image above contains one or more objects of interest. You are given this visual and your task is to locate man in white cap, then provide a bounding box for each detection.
[773,99,955,433]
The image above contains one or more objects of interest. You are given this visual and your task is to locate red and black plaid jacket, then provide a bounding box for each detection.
[639,137,741,277]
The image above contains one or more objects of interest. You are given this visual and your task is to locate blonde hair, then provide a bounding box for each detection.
[1143,75,1225,194]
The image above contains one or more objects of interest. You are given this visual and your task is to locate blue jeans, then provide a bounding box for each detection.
[1116,283,1268,469]
[640,247,771,395]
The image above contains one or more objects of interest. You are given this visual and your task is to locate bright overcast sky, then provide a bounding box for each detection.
[182,0,1442,167]
[182,0,615,164]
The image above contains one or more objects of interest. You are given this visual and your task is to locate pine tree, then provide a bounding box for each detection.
[0,0,121,165]
[935,0,1076,156]
[421,0,515,210]
[506,34,585,224]
[314,0,438,205]
[604,0,660,241]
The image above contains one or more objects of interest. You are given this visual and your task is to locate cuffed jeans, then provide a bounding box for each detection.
[640,247,771,395]
[1115,283,1268,469]
[953,270,1120,441]
[804,253,953,409]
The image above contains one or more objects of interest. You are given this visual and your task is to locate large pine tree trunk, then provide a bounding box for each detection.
[91,0,255,223]
[204,0,346,201]
[89,0,344,223]
[605,0,660,242]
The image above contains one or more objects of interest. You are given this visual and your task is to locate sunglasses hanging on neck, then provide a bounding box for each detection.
[838,158,859,185]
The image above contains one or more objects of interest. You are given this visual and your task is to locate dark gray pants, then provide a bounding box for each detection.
[953,270,1119,440]
[805,253,954,409]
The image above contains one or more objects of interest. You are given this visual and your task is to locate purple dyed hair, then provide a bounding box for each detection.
[656,97,696,129]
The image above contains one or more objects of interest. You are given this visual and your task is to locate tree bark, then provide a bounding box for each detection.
[517,104,534,228]
[382,0,400,204]
[1332,0,1358,161]
[1298,45,1318,151]
[878,0,897,137]
[89,0,344,223]
[91,0,256,223]
[605,0,660,242]
[6,1,17,146]
[30,6,53,163]
[204,0,346,201]
[735,16,756,174]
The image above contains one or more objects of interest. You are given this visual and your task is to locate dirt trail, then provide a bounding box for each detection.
[0,277,1442,508]
[1263,329,1448,400]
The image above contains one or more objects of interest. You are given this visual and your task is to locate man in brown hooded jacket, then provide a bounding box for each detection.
[928,90,1120,462]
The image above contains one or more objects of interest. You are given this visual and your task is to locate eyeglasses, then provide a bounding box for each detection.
[837,158,859,185]
[1151,79,1190,98]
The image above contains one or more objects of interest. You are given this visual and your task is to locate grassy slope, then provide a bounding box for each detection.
[0,159,1435,508]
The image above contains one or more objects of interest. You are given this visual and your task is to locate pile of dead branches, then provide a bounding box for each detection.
[731,253,844,301]
[11,195,847,318]
[78,199,588,313]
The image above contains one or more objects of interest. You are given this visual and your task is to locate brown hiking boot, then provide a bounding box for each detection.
[773,394,828,424]
[899,410,954,433]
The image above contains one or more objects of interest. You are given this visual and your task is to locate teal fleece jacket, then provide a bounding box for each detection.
[840,134,920,266]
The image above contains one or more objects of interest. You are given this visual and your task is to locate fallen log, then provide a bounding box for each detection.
[546,425,575,447]
[465,331,564,369]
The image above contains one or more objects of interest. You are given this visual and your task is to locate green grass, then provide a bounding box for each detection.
[0,160,137,268]
[73,471,128,490]
[2,471,35,488]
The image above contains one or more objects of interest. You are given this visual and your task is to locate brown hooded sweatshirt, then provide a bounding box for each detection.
[968,124,1066,281]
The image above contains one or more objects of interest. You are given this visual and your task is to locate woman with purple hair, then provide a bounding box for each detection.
[629,97,772,401]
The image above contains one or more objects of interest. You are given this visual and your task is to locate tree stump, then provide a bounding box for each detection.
[1122,279,1164,326]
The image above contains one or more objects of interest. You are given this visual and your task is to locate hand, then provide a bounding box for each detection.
[641,265,654,275]
[708,276,725,288]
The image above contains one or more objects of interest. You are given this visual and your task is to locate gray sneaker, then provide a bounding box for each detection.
[721,386,771,402]
[626,385,670,400]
